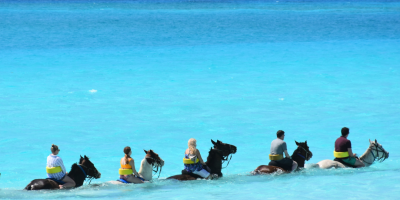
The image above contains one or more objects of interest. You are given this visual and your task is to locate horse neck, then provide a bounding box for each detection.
[205,150,222,176]
[359,145,374,166]
[138,158,152,181]
[291,149,305,168]
[68,164,86,187]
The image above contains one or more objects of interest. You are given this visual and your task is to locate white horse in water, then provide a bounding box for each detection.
[314,139,389,169]
[109,150,164,184]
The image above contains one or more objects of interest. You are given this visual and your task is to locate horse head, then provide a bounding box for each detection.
[211,139,237,157]
[368,139,389,162]
[79,155,101,179]
[295,140,313,161]
[144,149,165,167]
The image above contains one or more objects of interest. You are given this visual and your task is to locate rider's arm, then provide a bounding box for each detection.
[284,150,291,159]
[129,159,139,176]
[58,157,67,174]
[196,149,206,165]
[348,148,356,157]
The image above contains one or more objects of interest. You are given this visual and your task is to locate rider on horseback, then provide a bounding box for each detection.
[183,138,211,179]
[269,130,298,172]
[46,144,76,189]
[334,127,365,168]
[119,146,144,183]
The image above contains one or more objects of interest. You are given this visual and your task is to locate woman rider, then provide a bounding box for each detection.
[183,138,211,179]
[46,144,76,189]
[119,146,144,183]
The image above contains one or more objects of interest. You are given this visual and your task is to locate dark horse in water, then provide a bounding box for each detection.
[167,140,237,181]
[253,141,312,174]
[25,155,101,190]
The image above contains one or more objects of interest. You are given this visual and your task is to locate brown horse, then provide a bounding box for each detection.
[253,141,312,174]
[24,155,101,190]
[167,140,237,181]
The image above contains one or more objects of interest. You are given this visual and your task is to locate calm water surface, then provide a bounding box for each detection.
[0,0,400,199]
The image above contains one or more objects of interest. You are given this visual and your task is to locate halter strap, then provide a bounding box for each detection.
[297,153,306,159]
[77,164,87,177]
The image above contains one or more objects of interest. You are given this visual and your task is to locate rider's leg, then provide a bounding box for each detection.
[60,175,76,189]
[126,175,144,183]
[193,169,211,179]
[354,159,365,168]
[291,161,298,171]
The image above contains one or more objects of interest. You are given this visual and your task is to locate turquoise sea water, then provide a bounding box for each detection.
[1,0,400,199]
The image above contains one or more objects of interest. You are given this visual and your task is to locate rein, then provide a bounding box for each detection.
[215,145,234,169]
[77,164,98,185]
[363,143,388,165]
[147,157,163,178]
[296,146,311,161]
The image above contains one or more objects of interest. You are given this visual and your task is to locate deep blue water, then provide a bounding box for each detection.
[1,0,400,199]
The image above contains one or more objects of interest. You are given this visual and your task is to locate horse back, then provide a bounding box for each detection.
[254,165,287,174]
[166,174,198,181]
[25,179,59,190]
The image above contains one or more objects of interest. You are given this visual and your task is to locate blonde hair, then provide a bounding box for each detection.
[188,138,197,154]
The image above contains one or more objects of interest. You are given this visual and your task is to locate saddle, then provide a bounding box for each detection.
[46,178,65,185]
[333,158,357,168]
[181,165,212,179]
[268,158,293,171]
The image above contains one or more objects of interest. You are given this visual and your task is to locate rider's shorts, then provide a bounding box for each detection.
[193,169,210,178]
[341,157,356,166]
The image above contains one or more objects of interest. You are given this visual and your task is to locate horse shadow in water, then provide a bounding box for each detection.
[314,139,389,169]
[167,140,237,181]
[109,149,164,184]
[24,155,101,190]
[253,141,313,174]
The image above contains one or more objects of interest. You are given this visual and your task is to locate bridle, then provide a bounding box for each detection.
[363,143,388,165]
[78,164,99,185]
[146,156,163,178]
[296,145,312,161]
[215,144,235,169]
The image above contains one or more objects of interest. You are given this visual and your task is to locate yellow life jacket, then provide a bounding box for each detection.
[269,154,283,161]
[46,166,62,174]
[119,168,133,175]
[119,157,133,175]
[183,157,199,164]
[333,151,349,158]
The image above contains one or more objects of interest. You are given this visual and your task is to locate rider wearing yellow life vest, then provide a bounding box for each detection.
[269,130,298,171]
[183,138,211,179]
[46,144,76,189]
[334,127,365,168]
[119,146,143,183]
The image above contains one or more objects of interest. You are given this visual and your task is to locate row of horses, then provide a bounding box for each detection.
[25,139,389,190]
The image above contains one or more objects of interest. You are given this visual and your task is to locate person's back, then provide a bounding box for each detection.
[270,138,287,160]
[46,144,76,189]
[333,127,365,168]
[183,138,211,179]
[268,130,298,172]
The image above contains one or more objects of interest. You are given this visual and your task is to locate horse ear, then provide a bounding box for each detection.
[295,141,299,145]
[211,140,216,145]
[369,139,372,144]
[217,140,221,144]
[144,149,148,154]
[80,155,83,159]
[305,140,307,145]
[84,155,88,160]
[375,139,378,144]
